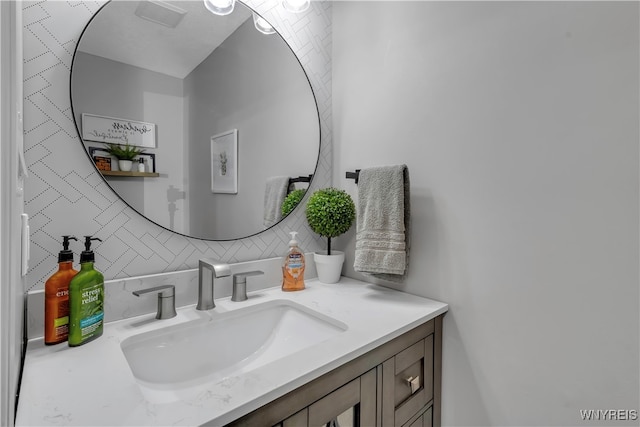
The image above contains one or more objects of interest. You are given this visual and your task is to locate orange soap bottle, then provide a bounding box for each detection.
[282,231,305,291]
[44,236,78,345]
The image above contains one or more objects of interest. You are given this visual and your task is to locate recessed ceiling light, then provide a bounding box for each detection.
[282,0,310,14]
[253,13,275,35]
[203,0,236,16]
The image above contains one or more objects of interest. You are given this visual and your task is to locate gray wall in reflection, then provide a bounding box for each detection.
[186,19,317,239]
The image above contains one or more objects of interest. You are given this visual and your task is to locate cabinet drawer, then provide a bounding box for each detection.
[394,340,426,407]
[383,334,434,426]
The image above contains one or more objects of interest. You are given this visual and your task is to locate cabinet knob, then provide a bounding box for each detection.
[405,375,420,394]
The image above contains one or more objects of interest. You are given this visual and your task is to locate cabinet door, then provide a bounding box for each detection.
[382,335,434,427]
[281,368,377,427]
[404,407,432,427]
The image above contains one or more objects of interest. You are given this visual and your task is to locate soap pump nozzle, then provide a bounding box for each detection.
[288,231,298,246]
[62,235,77,250]
[59,235,78,262]
[80,236,102,263]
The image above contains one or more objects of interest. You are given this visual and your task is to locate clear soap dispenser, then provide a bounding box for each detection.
[282,231,305,291]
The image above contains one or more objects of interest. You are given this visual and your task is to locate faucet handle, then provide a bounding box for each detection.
[233,270,264,284]
[133,285,177,319]
[133,285,174,297]
[232,270,264,302]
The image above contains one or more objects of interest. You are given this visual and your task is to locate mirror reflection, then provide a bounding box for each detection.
[71,0,319,240]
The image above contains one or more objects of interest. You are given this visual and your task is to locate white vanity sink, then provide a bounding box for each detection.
[17,279,448,426]
[120,299,348,389]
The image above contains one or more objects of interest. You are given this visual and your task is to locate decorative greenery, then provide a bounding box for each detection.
[306,187,356,255]
[281,189,306,217]
[104,143,145,161]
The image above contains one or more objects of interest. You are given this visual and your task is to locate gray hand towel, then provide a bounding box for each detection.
[263,176,293,228]
[354,165,410,283]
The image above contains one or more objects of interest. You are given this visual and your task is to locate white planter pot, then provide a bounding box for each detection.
[118,159,133,172]
[314,250,345,284]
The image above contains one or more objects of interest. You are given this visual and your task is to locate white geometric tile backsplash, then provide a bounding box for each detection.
[22,0,332,292]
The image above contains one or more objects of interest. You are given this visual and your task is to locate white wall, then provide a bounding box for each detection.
[333,2,639,426]
[0,1,24,424]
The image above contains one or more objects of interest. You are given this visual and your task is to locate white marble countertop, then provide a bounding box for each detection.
[16,277,448,426]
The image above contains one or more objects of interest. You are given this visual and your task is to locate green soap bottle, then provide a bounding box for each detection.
[68,236,104,347]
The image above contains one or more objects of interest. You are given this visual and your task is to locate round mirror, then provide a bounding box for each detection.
[71,0,320,240]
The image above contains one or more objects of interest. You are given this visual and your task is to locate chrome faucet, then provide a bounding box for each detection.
[197,259,231,310]
[232,270,264,302]
[132,285,177,320]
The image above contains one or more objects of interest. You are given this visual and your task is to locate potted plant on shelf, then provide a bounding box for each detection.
[305,187,356,284]
[104,143,145,172]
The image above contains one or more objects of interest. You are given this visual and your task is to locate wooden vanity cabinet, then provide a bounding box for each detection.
[382,333,434,426]
[225,314,444,427]
[281,369,377,427]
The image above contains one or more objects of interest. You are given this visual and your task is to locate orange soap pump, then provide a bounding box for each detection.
[44,235,78,345]
[282,231,305,291]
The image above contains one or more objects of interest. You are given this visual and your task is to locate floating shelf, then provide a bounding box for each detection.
[101,171,159,177]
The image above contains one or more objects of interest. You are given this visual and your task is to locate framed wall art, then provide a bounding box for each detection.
[211,129,238,194]
[82,113,156,148]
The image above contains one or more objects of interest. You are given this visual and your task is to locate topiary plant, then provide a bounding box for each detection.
[305,187,356,255]
[104,143,145,161]
[281,189,306,217]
